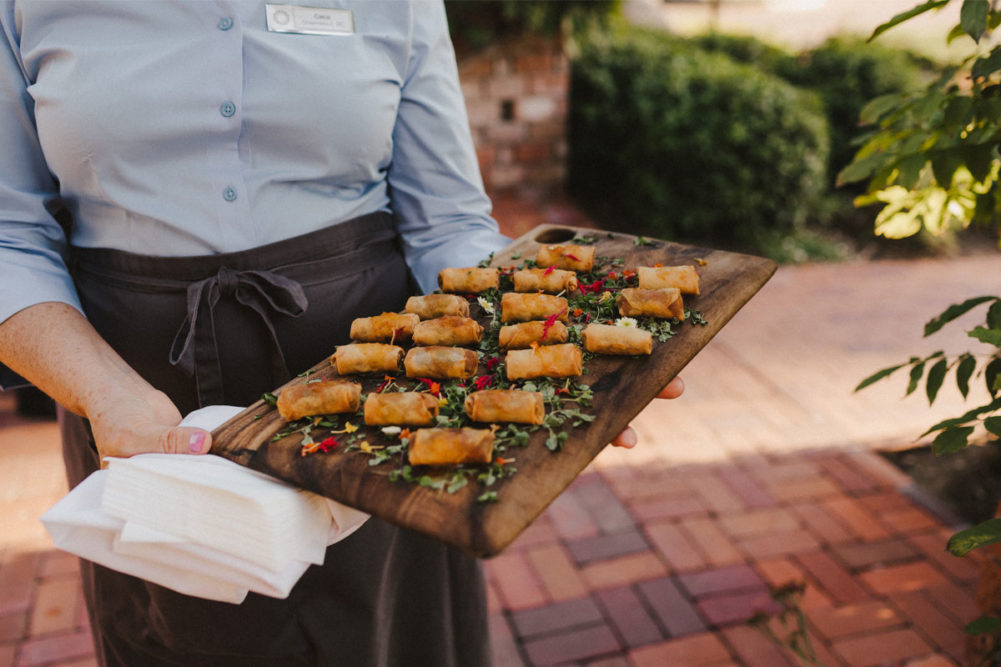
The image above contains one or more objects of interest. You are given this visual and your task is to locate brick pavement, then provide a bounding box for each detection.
[1,197,1000,665]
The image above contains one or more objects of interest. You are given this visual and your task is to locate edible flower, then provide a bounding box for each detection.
[540,308,567,339]
[417,377,441,396]
[477,296,495,314]
[375,375,395,393]
[301,436,338,457]
[572,308,583,318]
[565,253,581,262]
[607,272,618,280]
[654,262,664,268]
[543,265,556,275]
[474,375,493,391]
[484,355,501,372]
[360,440,374,453]
[615,317,638,328]
[578,278,605,295]
[696,258,708,266]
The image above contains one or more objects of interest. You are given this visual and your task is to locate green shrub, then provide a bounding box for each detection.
[568,29,829,249]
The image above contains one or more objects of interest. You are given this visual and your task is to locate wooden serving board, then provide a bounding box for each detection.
[209,225,776,557]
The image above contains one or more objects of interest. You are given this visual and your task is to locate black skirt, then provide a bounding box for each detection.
[59,213,489,666]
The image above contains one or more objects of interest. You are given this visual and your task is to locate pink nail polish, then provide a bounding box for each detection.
[189,432,206,453]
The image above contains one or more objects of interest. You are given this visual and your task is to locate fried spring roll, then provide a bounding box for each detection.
[276,380,362,421]
[512,268,578,294]
[404,294,470,320]
[438,267,500,294]
[581,324,653,356]
[498,320,569,350]
[506,343,583,380]
[408,428,495,466]
[404,346,479,379]
[500,293,569,323]
[616,287,685,320]
[363,392,440,426]
[331,343,405,375]
[637,266,700,295]
[465,390,545,425]
[412,316,483,347]
[536,244,595,272]
[349,312,420,343]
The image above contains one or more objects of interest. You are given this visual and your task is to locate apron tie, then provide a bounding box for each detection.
[169,267,308,406]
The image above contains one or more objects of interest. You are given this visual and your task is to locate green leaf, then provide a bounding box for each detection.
[836,153,891,186]
[924,296,997,335]
[963,144,996,181]
[859,93,908,125]
[987,358,1001,395]
[965,615,1001,635]
[947,22,969,43]
[906,361,926,396]
[988,301,1001,330]
[870,0,950,41]
[931,150,964,187]
[948,518,1001,556]
[970,327,1001,346]
[932,425,975,455]
[961,0,990,42]
[926,358,949,405]
[957,354,976,398]
[973,46,1001,80]
[896,154,927,190]
[984,416,1001,436]
[922,396,1001,436]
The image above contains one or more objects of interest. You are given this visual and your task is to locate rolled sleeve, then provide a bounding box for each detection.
[388,0,510,293]
[0,7,82,327]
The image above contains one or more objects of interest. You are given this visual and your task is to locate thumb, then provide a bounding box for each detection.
[159,427,213,454]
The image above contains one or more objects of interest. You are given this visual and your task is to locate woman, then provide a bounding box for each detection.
[0,2,682,664]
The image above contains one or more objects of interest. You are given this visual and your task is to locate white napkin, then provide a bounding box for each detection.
[41,405,369,604]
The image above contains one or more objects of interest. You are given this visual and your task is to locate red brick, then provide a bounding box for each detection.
[525,544,588,602]
[581,552,667,591]
[717,467,774,509]
[572,476,636,534]
[833,539,919,570]
[629,632,731,666]
[823,497,891,541]
[718,508,800,540]
[511,596,603,639]
[738,529,820,560]
[644,522,706,572]
[596,586,663,648]
[817,456,877,493]
[832,628,933,666]
[748,460,819,484]
[16,630,95,666]
[908,533,979,583]
[765,477,841,502]
[719,625,796,667]
[881,507,941,534]
[696,589,779,626]
[0,610,25,643]
[628,495,708,522]
[688,473,746,514]
[846,451,913,488]
[790,502,854,545]
[795,551,869,604]
[924,581,980,626]
[678,565,763,598]
[806,600,904,640]
[523,624,621,666]
[566,530,649,565]
[488,614,522,667]
[508,515,558,551]
[637,577,705,638]
[679,518,744,568]
[486,551,548,610]
[860,561,951,595]
[544,488,600,540]
[753,558,832,611]
[857,490,916,513]
[888,591,965,662]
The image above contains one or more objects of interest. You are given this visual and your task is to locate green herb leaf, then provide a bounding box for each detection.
[931,425,975,455]
[262,392,278,407]
[477,491,499,503]
[948,518,1001,556]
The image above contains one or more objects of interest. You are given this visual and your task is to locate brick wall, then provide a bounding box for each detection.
[457,36,569,199]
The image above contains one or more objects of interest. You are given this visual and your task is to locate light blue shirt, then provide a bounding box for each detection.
[0,0,509,331]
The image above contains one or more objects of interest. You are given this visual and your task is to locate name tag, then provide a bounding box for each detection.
[265,4,355,35]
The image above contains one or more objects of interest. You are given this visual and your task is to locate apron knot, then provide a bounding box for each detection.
[168,267,309,406]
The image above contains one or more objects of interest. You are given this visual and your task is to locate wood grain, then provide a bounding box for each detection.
[210,225,776,557]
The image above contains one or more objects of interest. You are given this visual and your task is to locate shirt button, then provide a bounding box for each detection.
[218,17,234,30]
[223,186,238,202]
[220,102,236,118]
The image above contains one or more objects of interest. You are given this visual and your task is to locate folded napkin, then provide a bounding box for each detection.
[41,405,369,604]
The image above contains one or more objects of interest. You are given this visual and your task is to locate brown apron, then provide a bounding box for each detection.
[59,213,489,666]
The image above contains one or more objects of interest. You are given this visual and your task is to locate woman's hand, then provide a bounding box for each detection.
[611,376,685,448]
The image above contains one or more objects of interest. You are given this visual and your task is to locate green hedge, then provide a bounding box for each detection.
[568,29,829,248]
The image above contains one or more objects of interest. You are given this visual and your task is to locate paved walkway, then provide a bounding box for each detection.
[1,197,1000,666]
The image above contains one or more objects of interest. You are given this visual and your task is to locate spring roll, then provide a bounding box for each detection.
[512,268,578,294]
[536,244,595,272]
[412,316,483,347]
[276,380,361,421]
[498,320,569,350]
[637,266,701,295]
[617,287,685,320]
[404,346,479,379]
[500,293,569,323]
[408,428,495,466]
[349,312,420,343]
[363,392,440,427]
[404,294,470,320]
[331,343,404,375]
[438,267,500,294]
[581,324,653,356]
[506,343,583,380]
[465,390,545,425]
